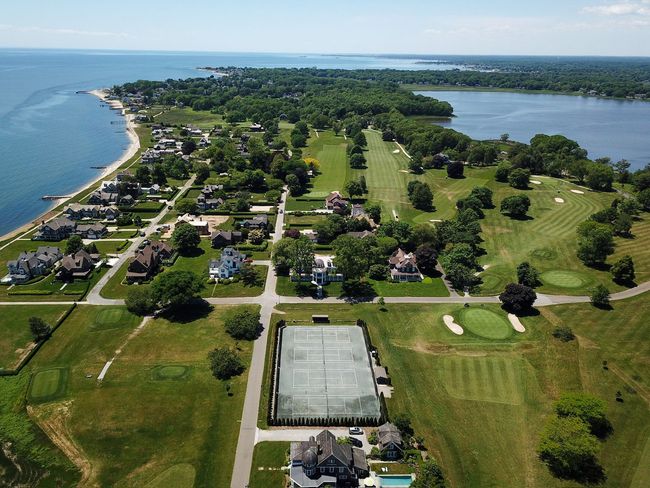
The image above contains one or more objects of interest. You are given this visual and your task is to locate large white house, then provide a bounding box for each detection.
[291,255,343,285]
[209,247,246,279]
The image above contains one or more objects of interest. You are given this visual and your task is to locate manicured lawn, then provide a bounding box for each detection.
[0,305,71,370]
[92,240,130,255]
[612,213,650,285]
[472,174,620,295]
[205,265,267,298]
[275,275,344,298]
[284,213,327,228]
[369,276,449,297]
[23,304,257,488]
[248,442,289,488]
[0,266,108,302]
[155,108,226,127]
[302,130,350,198]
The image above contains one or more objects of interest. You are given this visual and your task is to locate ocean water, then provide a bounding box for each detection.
[0,49,459,236]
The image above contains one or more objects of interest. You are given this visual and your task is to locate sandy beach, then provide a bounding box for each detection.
[0,89,140,243]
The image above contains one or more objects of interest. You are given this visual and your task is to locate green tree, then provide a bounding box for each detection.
[151,270,204,310]
[637,188,650,211]
[610,255,635,284]
[290,132,307,148]
[538,416,604,483]
[271,238,294,274]
[516,262,540,287]
[508,168,530,189]
[555,393,611,438]
[208,347,245,380]
[194,164,210,184]
[125,286,156,316]
[135,165,151,186]
[447,161,464,179]
[172,223,201,255]
[409,182,434,211]
[248,229,265,245]
[500,194,531,218]
[411,459,446,488]
[586,163,614,191]
[415,244,438,275]
[288,237,315,278]
[332,235,371,280]
[65,235,83,255]
[345,180,364,197]
[29,316,51,342]
[590,284,610,308]
[576,221,614,266]
[353,131,367,147]
[499,283,537,313]
[495,161,511,182]
[349,153,367,168]
[224,308,261,340]
[469,186,494,208]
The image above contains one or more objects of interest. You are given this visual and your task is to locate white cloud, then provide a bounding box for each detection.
[0,24,130,38]
[584,1,650,16]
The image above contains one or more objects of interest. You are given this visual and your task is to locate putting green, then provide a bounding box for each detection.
[29,368,68,403]
[540,270,587,288]
[441,356,525,405]
[459,308,512,340]
[145,464,196,488]
[91,308,127,330]
[153,365,190,380]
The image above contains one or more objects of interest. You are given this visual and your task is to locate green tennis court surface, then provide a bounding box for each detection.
[276,326,380,422]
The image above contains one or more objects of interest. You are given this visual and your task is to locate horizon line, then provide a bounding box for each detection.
[1,46,650,59]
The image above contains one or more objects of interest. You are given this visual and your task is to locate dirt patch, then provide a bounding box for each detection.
[393,340,451,355]
[28,401,97,487]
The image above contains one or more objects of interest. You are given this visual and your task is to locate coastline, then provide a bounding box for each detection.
[0,89,140,243]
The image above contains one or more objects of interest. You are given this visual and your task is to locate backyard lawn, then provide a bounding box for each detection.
[248,442,289,488]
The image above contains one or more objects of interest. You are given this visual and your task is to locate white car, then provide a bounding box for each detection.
[349,427,363,435]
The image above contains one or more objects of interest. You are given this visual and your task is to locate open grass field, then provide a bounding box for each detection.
[267,301,649,487]
[19,304,258,488]
[248,442,289,488]
[0,305,70,370]
[369,276,449,297]
[154,107,225,128]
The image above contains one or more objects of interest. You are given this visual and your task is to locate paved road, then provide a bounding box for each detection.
[230,188,286,488]
[85,175,196,305]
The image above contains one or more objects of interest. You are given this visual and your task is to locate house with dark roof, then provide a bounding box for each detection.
[377,422,404,460]
[388,248,423,282]
[5,247,62,284]
[75,223,108,240]
[241,214,269,230]
[210,230,243,248]
[34,218,75,241]
[57,250,99,281]
[325,191,349,212]
[289,430,369,488]
[88,190,118,206]
[126,241,173,282]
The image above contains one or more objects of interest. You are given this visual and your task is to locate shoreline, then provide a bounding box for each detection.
[0,89,140,243]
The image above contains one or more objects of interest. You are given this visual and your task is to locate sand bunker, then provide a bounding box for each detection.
[570,189,585,194]
[507,313,526,333]
[443,315,464,335]
[531,180,542,185]
[398,170,409,173]
[429,219,443,223]
[554,197,565,203]
[393,149,401,154]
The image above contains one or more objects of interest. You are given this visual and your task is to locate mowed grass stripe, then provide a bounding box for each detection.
[613,215,650,283]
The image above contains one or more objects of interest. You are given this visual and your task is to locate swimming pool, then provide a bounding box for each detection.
[378,474,413,487]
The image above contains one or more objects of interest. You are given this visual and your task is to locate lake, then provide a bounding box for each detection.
[417,90,650,170]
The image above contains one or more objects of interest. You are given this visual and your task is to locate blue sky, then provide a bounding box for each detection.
[1,1,649,56]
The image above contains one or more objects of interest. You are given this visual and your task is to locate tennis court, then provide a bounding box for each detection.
[276,326,381,421]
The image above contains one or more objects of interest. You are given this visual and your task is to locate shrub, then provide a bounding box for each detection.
[552,326,575,342]
[590,284,610,308]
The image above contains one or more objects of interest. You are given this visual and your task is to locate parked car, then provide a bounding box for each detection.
[350,437,363,447]
[349,427,363,435]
